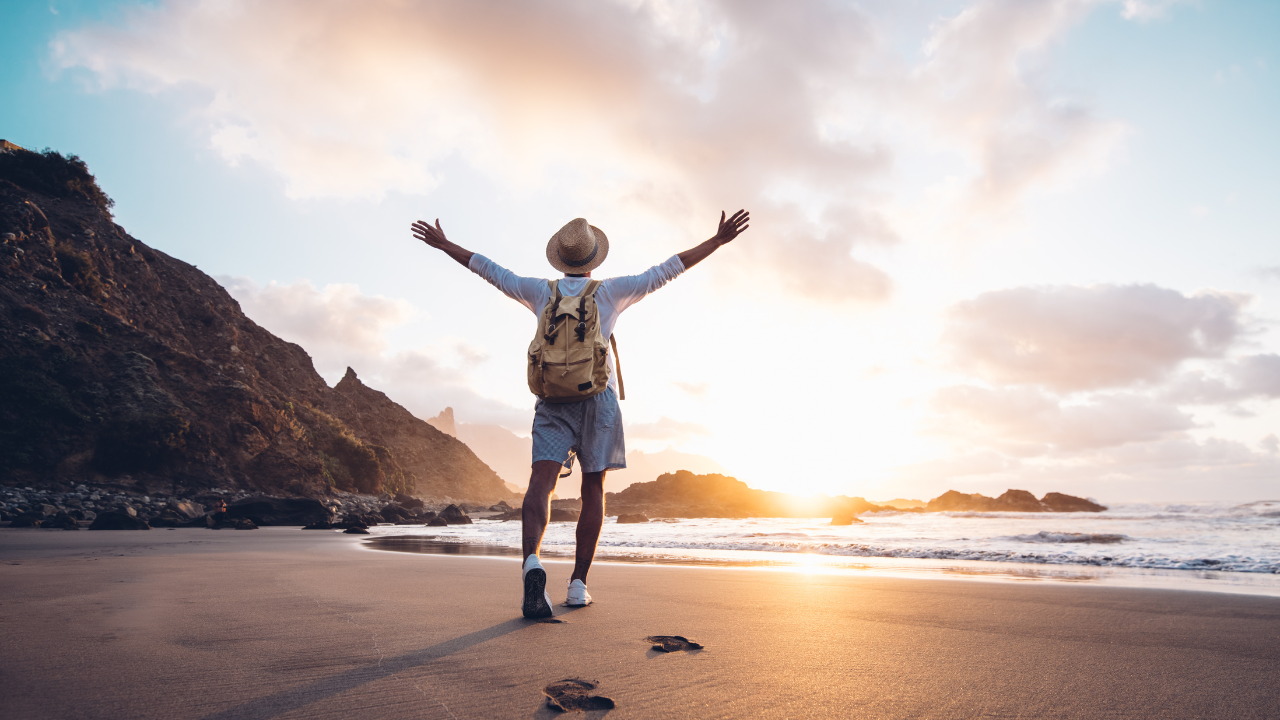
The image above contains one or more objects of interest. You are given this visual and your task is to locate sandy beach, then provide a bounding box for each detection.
[1,528,1277,719]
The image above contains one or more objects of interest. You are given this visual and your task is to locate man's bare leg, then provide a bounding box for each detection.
[571,470,607,583]
[522,460,566,561]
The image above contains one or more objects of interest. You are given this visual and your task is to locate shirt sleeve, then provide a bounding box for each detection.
[598,254,687,314]
[468,254,549,314]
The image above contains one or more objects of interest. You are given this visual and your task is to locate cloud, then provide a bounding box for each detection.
[672,381,710,398]
[943,284,1248,392]
[1163,354,1280,405]
[909,0,1130,214]
[930,384,1196,454]
[220,276,415,355]
[889,434,1280,503]
[1256,266,1280,283]
[53,0,1143,303]
[1119,0,1187,21]
[627,416,712,444]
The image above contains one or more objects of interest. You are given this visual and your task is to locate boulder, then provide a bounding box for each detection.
[226,497,331,527]
[169,501,203,519]
[89,511,151,530]
[8,514,44,528]
[829,512,864,526]
[148,510,186,527]
[234,518,258,530]
[301,521,334,530]
[1041,492,1107,512]
[344,527,371,534]
[427,517,448,527]
[379,504,413,523]
[337,515,368,530]
[993,489,1047,512]
[460,502,489,514]
[36,503,57,516]
[615,513,648,524]
[439,504,473,525]
[549,508,579,522]
[489,501,513,512]
[394,493,425,510]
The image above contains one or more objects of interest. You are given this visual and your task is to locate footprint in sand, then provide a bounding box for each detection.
[543,678,615,712]
[645,635,703,653]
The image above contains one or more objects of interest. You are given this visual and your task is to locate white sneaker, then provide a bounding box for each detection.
[521,555,553,619]
[566,578,593,606]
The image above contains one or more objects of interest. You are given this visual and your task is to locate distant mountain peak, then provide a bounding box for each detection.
[427,406,457,436]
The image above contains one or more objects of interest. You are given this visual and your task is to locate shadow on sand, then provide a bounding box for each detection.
[201,608,588,720]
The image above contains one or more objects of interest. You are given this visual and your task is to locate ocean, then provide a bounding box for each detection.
[366,500,1280,596]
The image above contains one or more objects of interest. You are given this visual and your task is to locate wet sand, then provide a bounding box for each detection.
[1,527,1277,719]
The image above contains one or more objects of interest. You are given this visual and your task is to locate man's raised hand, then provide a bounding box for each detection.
[676,208,751,270]
[410,218,474,268]
[714,209,750,245]
[411,218,448,248]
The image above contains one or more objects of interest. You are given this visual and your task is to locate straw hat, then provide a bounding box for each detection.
[546,218,609,274]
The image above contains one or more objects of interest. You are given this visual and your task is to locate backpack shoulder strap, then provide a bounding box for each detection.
[610,334,625,401]
[543,280,563,345]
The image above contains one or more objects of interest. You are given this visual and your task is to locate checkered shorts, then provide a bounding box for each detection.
[531,388,626,474]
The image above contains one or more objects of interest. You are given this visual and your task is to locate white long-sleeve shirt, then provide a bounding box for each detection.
[468,253,686,393]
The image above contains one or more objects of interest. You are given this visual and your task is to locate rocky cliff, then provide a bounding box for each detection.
[605,471,1107,519]
[0,145,513,502]
[607,471,888,519]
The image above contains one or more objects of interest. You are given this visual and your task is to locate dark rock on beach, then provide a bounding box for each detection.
[549,508,580,522]
[8,513,44,527]
[438,504,472,525]
[89,511,150,530]
[379,503,414,524]
[344,526,370,534]
[829,511,864,526]
[426,516,448,527]
[226,497,330,526]
[393,493,424,510]
[543,679,615,713]
[615,513,648,524]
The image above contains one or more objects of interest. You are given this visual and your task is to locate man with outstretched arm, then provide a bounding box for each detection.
[410,210,750,618]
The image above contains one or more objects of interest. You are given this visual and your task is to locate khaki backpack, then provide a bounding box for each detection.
[527,279,625,403]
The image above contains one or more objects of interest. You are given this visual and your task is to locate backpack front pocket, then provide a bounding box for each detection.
[539,347,598,400]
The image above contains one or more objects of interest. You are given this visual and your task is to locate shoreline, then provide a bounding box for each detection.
[361,532,1280,598]
[2,528,1279,718]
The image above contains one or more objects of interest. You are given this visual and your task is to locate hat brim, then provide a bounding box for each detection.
[546,225,609,274]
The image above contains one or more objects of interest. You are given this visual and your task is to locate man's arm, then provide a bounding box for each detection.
[411,218,473,268]
[676,210,750,270]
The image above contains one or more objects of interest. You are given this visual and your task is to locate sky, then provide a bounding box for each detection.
[3,0,1278,502]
